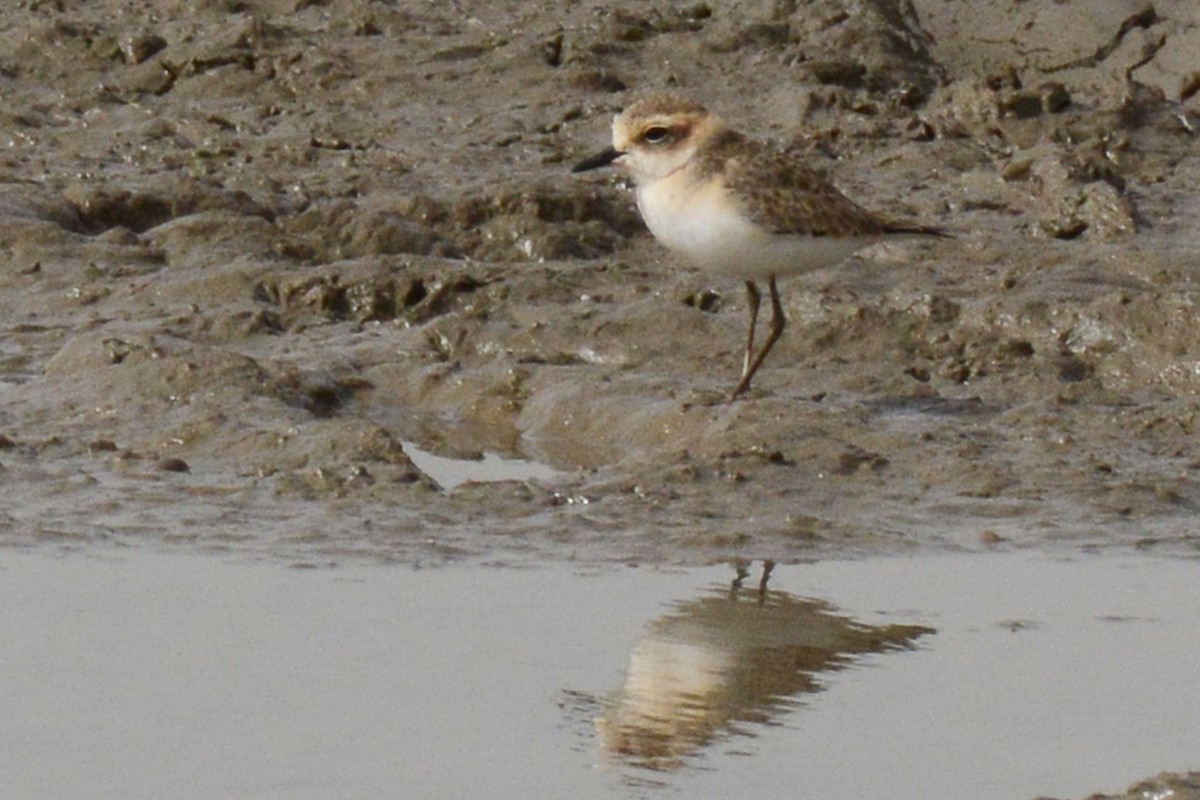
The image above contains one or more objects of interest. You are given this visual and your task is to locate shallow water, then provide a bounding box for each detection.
[2,548,1197,800]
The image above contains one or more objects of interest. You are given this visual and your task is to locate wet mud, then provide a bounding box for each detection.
[4,1,1199,566]
[1053,773,1200,800]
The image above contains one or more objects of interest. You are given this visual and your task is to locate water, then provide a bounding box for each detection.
[2,548,1197,800]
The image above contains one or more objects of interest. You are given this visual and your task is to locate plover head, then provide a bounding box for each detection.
[573,95,724,183]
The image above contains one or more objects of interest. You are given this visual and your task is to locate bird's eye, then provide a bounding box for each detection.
[642,126,671,144]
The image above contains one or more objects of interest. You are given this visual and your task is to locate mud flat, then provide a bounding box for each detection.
[3,1,1199,562]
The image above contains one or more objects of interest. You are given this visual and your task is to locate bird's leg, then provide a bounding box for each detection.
[731,276,786,399]
[757,560,775,603]
[731,558,751,595]
[741,280,761,379]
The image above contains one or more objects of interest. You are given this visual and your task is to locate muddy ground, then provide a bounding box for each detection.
[4,0,1199,561]
[2,1,1199,795]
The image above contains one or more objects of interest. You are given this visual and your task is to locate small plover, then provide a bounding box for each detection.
[574,94,947,399]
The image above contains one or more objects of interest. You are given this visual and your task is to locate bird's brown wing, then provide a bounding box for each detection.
[710,133,946,238]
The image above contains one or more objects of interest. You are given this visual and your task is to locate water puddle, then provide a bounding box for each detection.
[2,549,1197,800]
[402,440,562,491]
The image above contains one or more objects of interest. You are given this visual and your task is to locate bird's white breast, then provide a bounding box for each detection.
[636,171,879,281]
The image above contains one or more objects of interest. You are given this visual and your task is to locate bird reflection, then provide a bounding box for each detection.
[598,561,933,770]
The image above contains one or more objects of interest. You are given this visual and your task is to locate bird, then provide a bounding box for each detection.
[573,94,948,399]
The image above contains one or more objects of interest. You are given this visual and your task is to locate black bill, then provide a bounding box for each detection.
[572,146,624,173]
